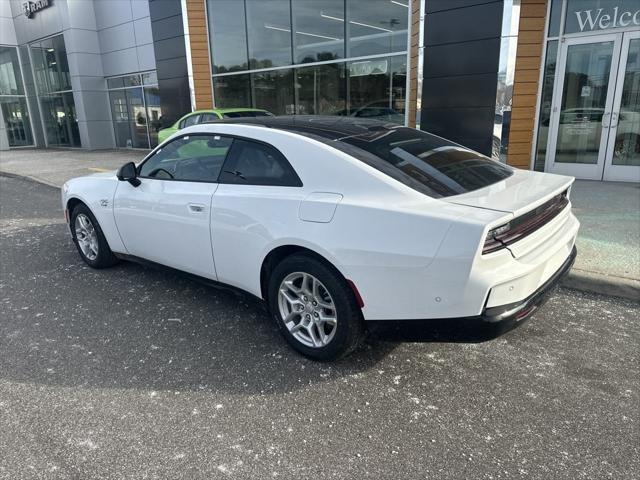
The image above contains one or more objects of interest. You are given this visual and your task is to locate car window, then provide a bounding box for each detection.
[199,112,219,123]
[337,127,513,198]
[180,114,200,129]
[218,139,301,187]
[223,111,272,118]
[139,135,233,182]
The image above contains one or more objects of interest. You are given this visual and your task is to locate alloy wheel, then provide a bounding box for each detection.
[75,213,99,261]
[277,272,337,348]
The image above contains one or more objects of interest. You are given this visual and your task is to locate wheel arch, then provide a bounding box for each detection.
[259,244,351,304]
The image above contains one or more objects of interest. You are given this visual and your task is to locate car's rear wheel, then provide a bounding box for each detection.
[268,253,364,361]
[71,204,119,269]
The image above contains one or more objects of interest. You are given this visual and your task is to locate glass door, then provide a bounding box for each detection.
[546,34,622,180]
[603,31,640,182]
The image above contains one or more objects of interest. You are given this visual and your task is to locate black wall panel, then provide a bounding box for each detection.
[149,0,191,127]
[421,0,504,157]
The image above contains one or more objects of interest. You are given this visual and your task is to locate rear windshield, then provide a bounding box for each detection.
[223,111,272,118]
[338,127,513,198]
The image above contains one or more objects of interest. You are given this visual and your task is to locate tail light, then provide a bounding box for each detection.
[483,223,511,254]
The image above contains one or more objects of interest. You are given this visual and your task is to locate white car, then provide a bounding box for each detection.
[62,116,579,360]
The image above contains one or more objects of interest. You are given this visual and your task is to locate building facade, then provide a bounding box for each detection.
[1,0,638,182]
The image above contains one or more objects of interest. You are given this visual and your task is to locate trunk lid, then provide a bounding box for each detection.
[444,169,574,217]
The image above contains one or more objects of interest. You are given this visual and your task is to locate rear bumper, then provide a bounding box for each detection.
[367,246,576,341]
[482,245,576,324]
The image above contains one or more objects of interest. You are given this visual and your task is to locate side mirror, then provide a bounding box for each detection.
[116,162,141,187]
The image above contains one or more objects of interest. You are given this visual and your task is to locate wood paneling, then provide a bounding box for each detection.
[507,0,548,169]
[186,0,213,109]
[407,0,420,128]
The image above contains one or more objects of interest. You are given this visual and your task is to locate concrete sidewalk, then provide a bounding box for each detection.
[1,148,638,301]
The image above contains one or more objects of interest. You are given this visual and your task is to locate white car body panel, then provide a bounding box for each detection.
[62,120,579,322]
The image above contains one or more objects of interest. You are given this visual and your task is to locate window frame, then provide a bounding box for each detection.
[136,132,303,187]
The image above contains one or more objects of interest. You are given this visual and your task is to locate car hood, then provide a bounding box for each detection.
[444,169,574,217]
[88,170,117,179]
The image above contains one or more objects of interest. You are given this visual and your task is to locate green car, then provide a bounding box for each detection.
[157,108,272,144]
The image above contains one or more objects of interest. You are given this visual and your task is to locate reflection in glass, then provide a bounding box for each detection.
[534,41,559,171]
[345,55,406,123]
[145,86,162,147]
[251,69,295,115]
[246,0,292,69]
[292,0,344,63]
[208,0,250,73]
[295,63,345,115]
[1,96,33,146]
[0,47,24,95]
[40,92,80,147]
[31,35,72,94]
[555,41,614,164]
[613,38,640,166]
[548,0,562,37]
[346,0,408,57]
[213,74,252,108]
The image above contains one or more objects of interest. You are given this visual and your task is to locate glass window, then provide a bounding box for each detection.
[338,127,513,198]
[0,47,24,95]
[180,113,200,128]
[140,135,233,181]
[107,77,125,89]
[213,74,252,108]
[347,55,406,124]
[295,63,346,115]
[292,0,345,64]
[109,89,131,148]
[246,0,292,69]
[548,0,562,37]
[208,0,250,73]
[251,69,295,115]
[144,86,162,147]
[31,35,72,94]
[612,38,640,167]
[346,0,408,57]
[199,112,220,123]
[0,96,33,146]
[219,138,302,186]
[534,41,558,172]
[565,0,640,35]
[142,71,158,85]
[222,110,272,118]
[40,92,80,147]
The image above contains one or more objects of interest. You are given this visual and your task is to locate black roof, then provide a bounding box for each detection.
[203,115,404,141]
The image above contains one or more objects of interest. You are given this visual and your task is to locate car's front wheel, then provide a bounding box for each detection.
[268,254,364,361]
[70,204,119,269]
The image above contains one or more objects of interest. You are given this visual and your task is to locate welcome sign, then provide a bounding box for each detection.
[566,0,640,33]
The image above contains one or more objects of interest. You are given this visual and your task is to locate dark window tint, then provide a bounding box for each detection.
[222,110,272,118]
[219,139,302,186]
[180,114,200,129]
[199,112,220,123]
[139,135,233,182]
[340,127,513,198]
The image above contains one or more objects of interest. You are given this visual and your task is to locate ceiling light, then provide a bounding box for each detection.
[390,0,408,7]
[320,12,393,32]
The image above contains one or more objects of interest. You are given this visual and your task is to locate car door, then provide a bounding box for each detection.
[113,134,233,279]
[211,138,304,293]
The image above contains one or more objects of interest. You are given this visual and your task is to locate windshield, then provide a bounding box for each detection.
[339,127,513,198]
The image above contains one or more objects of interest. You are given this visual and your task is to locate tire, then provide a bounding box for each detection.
[268,253,365,361]
[70,203,119,269]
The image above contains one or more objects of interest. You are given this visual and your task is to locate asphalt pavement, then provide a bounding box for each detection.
[1,174,638,480]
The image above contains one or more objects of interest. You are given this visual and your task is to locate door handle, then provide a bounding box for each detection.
[610,112,619,128]
[602,112,611,128]
[188,203,206,213]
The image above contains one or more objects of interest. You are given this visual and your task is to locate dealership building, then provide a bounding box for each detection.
[0,0,638,181]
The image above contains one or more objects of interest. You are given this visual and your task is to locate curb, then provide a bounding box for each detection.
[0,170,61,189]
[562,269,640,302]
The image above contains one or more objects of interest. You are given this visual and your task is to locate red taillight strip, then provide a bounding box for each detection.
[483,190,569,255]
